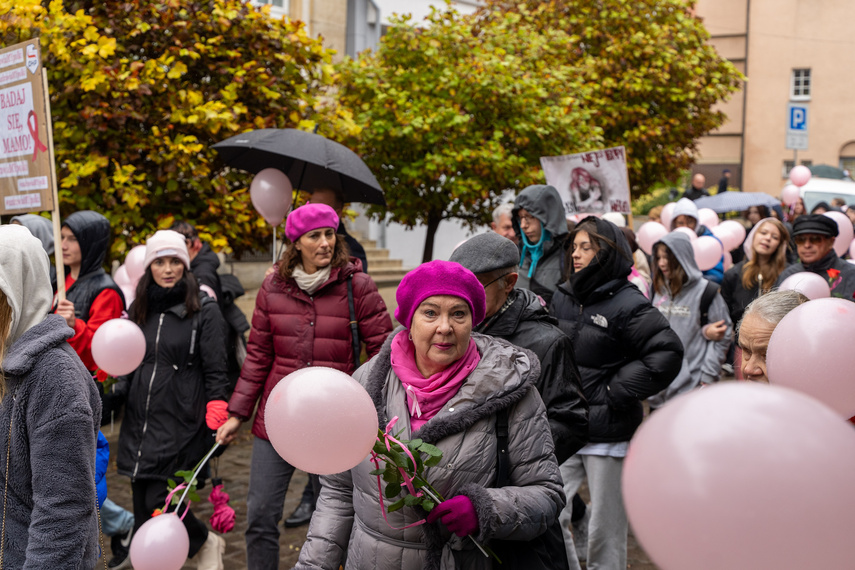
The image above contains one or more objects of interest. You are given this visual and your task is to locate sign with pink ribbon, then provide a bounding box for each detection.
[0,39,54,214]
[540,145,632,216]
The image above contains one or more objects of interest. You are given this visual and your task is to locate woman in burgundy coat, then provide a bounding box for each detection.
[217,203,393,569]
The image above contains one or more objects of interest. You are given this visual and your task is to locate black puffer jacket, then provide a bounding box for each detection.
[63,211,123,321]
[475,287,588,463]
[721,260,760,325]
[116,291,229,481]
[191,243,223,303]
[550,218,683,443]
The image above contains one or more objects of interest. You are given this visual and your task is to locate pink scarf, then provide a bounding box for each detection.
[390,330,481,431]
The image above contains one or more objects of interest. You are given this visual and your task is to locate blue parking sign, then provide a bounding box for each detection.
[786,103,808,150]
[789,106,808,131]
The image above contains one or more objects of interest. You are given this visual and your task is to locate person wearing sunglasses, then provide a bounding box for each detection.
[775,214,855,301]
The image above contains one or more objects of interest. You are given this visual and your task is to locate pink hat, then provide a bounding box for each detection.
[144,230,191,270]
[285,203,340,243]
[394,260,487,328]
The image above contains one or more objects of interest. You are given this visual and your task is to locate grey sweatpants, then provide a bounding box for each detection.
[559,454,628,570]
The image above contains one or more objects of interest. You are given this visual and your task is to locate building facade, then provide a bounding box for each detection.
[694,0,855,193]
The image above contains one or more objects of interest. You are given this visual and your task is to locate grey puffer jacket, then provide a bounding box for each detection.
[0,315,101,569]
[295,330,565,570]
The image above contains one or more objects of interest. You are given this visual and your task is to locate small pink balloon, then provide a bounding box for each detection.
[672,226,697,242]
[250,168,293,226]
[120,284,136,310]
[789,165,812,187]
[113,264,131,288]
[714,220,747,252]
[91,319,146,376]
[778,272,831,300]
[781,184,800,206]
[660,202,676,231]
[697,208,719,228]
[124,245,147,284]
[636,222,668,255]
[723,250,733,271]
[823,211,855,257]
[129,513,190,570]
[265,367,379,475]
[767,298,855,417]
[692,235,724,271]
[623,383,855,570]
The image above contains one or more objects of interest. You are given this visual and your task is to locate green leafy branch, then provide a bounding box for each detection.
[369,431,445,514]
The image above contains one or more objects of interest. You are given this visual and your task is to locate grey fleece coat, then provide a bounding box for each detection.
[295,331,565,570]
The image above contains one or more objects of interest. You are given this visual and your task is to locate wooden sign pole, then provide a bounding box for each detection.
[42,68,65,302]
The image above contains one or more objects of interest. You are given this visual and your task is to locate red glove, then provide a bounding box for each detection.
[426,495,479,538]
[206,400,229,430]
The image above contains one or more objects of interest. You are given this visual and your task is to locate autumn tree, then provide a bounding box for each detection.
[485,0,743,196]
[0,0,350,257]
[334,7,602,262]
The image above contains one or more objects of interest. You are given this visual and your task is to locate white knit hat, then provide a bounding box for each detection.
[671,198,699,229]
[143,230,190,270]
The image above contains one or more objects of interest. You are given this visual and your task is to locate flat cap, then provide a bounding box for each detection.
[449,232,520,275]
[792,214,839,238]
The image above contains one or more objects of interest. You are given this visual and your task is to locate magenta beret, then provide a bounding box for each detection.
[285,203,340,243]
[394,260,486,328]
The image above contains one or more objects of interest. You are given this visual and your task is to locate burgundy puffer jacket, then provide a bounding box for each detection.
[228,261,393,440]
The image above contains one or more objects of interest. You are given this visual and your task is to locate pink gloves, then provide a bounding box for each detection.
[426,495,479,538]
[206,400,229,430]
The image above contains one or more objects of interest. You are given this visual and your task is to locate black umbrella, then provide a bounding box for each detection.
[809,164,848,180]
[212,129,385,205]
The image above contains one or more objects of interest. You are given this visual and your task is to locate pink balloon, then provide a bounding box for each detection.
[636,222,668,255]
[113,264,131,288]
[265,367,379,475]
[789,165,812,187]
[781,183,800,206]
[850,238,855,260]
[251,168,293,226]
[120,284,136,310]
[697,208,719,228]
[124,245,147,283]
[660,202,676,231]
[91,319,146,376]
[672,227,697,242]
[623,383,855,570]
[130,513,190,570]
[767,298,855,417]
[778,272,831,300]
[713,220,747,252]
[692,235,724,271]
[823,211,855,257]
[723,250,733,271]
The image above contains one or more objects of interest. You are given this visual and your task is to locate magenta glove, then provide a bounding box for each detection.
[426,495,479,538]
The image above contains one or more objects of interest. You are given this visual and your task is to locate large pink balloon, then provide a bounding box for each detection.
[91,319,146,376]
[672,226,697,242]
[823,211,855,257]
[767,298,855,416]
[119,285,136,310]
[124,245,147,283]
[692,235,724,271]
[623,383,855,570]
[113,264,132,288]
[712,220,747,252]
[781,183,800,206]
[265,367,379,475]
[697,208,719,228]
[660,202,676,231]
[130,513,190,570]
[789,165,812,187]
[723,250,733,271]
[250,168,293,226]
[636,222,668,255]
[778,271,831,300]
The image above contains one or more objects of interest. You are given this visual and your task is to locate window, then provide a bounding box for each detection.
[782,159,813,178]
[791,69,811,101]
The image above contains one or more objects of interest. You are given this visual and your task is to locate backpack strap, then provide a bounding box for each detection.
[346,275,361,368]
[189,295,216,357]
[495,408,511,488]
[700,281,720,327]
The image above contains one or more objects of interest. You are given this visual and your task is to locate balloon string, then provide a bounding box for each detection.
[175,442,220,513]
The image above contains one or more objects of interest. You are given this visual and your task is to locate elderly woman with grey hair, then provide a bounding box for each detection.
[737,290,809,383]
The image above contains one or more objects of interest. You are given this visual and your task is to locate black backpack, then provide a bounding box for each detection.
[699,280,720,327]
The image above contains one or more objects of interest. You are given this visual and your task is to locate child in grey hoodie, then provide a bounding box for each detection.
[649,232,732,408]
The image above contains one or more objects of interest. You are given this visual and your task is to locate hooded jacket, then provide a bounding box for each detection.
[228,261,393,440]
[475,287,588,463]
[551,218,683,442]
[191,242,223,302]
[650,232,732,408]
[0,225,101,569]
[10,214,57,291]
[296,331,564,570]
[776,250,855,302]
[513,185,569,304]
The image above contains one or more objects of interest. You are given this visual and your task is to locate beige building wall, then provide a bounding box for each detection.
[695,0,855,194]
[254,0,349,60]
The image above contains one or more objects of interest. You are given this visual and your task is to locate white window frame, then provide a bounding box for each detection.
[791,68,811,101]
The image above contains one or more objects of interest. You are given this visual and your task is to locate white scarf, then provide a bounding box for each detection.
[292,264,332,295]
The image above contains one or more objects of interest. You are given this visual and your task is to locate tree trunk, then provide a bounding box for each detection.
[421,214,442,263]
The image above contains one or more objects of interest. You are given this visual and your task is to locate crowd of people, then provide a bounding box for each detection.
[0,173,851,570]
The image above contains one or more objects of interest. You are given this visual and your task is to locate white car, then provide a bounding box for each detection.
[797,177,855,212]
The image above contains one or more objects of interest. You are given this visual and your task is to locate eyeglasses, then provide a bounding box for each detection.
[794,235,828,245]
[481,272,511,290]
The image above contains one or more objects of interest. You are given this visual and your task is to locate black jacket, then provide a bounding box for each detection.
[191,243,223,304]
[475,288,588,463]
[339,221,368,273]
[116,296,229,481]
[550,218,683,443]
[776,250,855,301]
[721,260,763,325]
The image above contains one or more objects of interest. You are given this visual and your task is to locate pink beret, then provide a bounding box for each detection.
[394,260,486,328]
[285,203,340,243]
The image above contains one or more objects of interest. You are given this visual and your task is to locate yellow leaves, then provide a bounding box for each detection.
[167,61,188,79]
[80,70,107,92]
